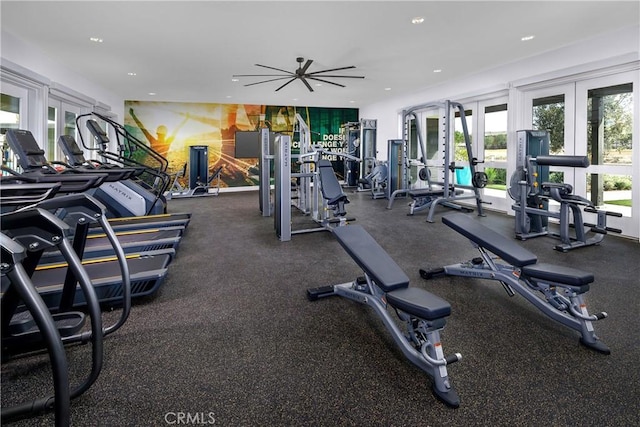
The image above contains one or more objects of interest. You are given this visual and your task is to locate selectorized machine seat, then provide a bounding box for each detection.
[317,159,349,216]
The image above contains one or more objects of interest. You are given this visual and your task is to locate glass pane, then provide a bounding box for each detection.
[587,173,631,217]
[484,104,507,161]
[1,93,21,171]
[48,106,57,161]
[533,95,565,155]
[425,116,439,161]
[454,109,472,162]
[64,110,77,137]
[484,167,506,189]
[587,83,633,166]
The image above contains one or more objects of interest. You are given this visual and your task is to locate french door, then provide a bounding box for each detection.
[522,72,637,238]
[1,83,30,172]
[48,99,84,163]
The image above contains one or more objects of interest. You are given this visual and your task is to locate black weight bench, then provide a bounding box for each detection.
[442,214,594,290]
[421,213,609,354]
[308,224,461,407]
[407,188,471,219]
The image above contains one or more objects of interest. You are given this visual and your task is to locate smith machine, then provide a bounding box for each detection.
[386,100,488,222]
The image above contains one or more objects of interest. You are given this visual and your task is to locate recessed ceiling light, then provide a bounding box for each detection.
[148,92,156,96]
[349,100,356,104]
[292,98,298,101]
[89,37,103,43]
[521,35,535,41]
[226,95,232,99]
[384,87,391,91]
[411,17,424,24]
[433,69,442,73]
[127,72,137,76]
[231,78,239,82]
[315,83,322,87]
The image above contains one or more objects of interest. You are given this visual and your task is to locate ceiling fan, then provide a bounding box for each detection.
[233,57,365,92]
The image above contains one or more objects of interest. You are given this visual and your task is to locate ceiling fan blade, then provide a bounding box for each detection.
[275,78,297,92]
[255,64,295,74]
[300,59,313,74]
[311,74,365,79]
[307,76,345,88]
[300,77,314,92]
[244,77,294,87]
[307,65,357,75]
[233,74,291,77]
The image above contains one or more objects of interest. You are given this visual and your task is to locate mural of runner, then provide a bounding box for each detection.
[124,100,358,188]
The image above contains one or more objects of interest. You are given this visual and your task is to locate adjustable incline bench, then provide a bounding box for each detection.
[420,213,609,354]
[308,225,462,407]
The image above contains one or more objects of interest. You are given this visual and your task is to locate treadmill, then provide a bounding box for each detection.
[5,129,191,225]
[2,130,188,258]
[1,175,184,263]
[1,183,174,309]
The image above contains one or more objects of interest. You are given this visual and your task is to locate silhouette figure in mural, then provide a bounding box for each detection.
[129,108,190,158]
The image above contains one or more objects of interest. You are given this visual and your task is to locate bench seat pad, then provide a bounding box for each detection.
[442,213,538,267]
[521,262,594,289]
[408,189,445,198]
[333,225,409,292]
[386,287,451,320]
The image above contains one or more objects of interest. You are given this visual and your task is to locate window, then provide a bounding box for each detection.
[533,95,565,155]
[483,103,508,190]
[585,82,633,215]
[1,93,21,171]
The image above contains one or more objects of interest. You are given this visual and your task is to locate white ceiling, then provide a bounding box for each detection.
[2,1,639,108]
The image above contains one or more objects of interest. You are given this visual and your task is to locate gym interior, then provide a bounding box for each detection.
[1,2,639,426]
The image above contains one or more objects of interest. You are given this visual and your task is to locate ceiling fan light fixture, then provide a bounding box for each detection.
[234,57,364,92]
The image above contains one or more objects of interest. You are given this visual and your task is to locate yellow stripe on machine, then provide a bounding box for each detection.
[88,228,161,239]
[36,253,141,271]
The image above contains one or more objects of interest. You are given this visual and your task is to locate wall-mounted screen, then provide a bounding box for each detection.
[234,131,275,158]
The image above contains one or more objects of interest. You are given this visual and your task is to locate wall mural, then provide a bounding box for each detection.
[124,100,358,189]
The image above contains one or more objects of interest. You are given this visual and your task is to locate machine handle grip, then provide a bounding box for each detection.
[584,206,623,217]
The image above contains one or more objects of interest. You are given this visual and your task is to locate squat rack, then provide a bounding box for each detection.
[387,100,486,222]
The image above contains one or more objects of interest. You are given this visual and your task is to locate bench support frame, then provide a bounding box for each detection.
[424,243,609,354]
[310,274,461,408]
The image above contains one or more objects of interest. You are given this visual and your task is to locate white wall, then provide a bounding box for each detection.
[1,30,123,119]
[4,24,637,144]
[361,25,640,155]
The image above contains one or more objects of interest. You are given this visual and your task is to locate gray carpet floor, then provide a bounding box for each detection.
[2,190,639,426]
